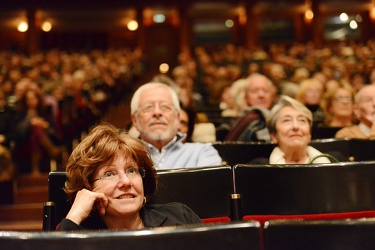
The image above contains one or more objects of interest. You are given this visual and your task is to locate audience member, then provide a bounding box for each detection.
[179,105,197,143]
[252,95,342,164]
[130,82,222,169]
[57,124,202,231]
[12,87,63,175]
[217,82,238,117]
[335,85,375,139]
[224,73,277,142]
[295,78,325,126]
[0,89,15,181]
[0,89,14,149]
[322,80,355,127]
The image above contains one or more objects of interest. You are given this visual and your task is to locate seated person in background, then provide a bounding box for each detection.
[130,82,222,169]
[179,105,196,143]
[12,87,63,175]
[336,85,375,139]
[321,80,355,128]
[58,124,202,231]
[0,89,14,149]
[251,95,341,164]
[295,78,325,127]
[225,73,277,142]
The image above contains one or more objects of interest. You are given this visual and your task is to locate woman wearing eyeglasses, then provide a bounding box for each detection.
[57,124,202,231]
[322,80,355,128]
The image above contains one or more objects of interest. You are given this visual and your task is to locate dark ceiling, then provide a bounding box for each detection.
[0,0,371,10]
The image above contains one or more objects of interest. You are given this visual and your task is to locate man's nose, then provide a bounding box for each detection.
[152,105,163,115]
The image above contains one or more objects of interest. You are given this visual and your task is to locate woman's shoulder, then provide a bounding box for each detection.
[146,202,193,212]
[143,202,202,227]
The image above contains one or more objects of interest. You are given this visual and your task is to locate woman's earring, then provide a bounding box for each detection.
[142,197,147,207]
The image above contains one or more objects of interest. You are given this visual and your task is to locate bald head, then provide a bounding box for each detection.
[354,85,375,127]
[245,73,276,110]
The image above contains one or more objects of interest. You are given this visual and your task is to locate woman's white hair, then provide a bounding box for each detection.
[267,95,313,135]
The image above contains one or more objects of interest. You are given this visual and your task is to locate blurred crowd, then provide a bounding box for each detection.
[164,40,375,142]
[0,48,146,176]
[1,39,375,176]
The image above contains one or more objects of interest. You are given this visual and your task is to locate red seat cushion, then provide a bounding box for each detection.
[202,216,231,224]
[243,210,375,226]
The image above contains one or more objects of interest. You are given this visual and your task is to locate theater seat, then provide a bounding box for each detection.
[243,210,375,226]
[1,221,262,250]
[233,162,375,216]
[263,218,375,250]
[148,165,233,221]
[46,165,234,230]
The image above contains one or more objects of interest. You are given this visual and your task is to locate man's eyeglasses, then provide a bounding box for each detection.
[91,167,145,183]
[138,102,174,114]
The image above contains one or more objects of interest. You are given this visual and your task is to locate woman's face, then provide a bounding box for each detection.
[271,106,311,151]
[303,86,321,105]
[25,91,39,109]
[92,151,144,218]
[330,88,353,118]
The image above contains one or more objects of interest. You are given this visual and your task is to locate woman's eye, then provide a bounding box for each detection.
[104,172,115,178]
[127,167,136,174]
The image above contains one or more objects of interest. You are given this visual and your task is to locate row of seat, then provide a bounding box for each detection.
[46,161,375,229]
[4,219,375,250]
[213,138,375,165]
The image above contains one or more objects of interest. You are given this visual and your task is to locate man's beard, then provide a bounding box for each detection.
[137,117,179,142]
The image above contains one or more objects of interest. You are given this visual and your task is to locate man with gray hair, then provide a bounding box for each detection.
[130,82,222,169]
[225,73,277,142]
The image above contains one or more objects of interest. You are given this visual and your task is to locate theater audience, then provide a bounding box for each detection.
[0,48,146,173]
[57,124,202,231]
[130,82,222,169]
[252,95,341,164]
[336,85,375,139]
[1,39,375,170]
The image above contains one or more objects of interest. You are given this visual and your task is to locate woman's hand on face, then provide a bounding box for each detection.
[66,189,108,225]
[30,117,49,129]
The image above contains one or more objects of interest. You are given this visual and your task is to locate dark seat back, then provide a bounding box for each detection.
[264,219,375,250]
[213,138,351,165]
[48,171,70,230]
[311,126,343,140]
[213,142,275,165]
[309,138,351,161]
[0,221,262,250]
[148,165,233,218]
[349,139,375,161]
[233,161,375,215]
